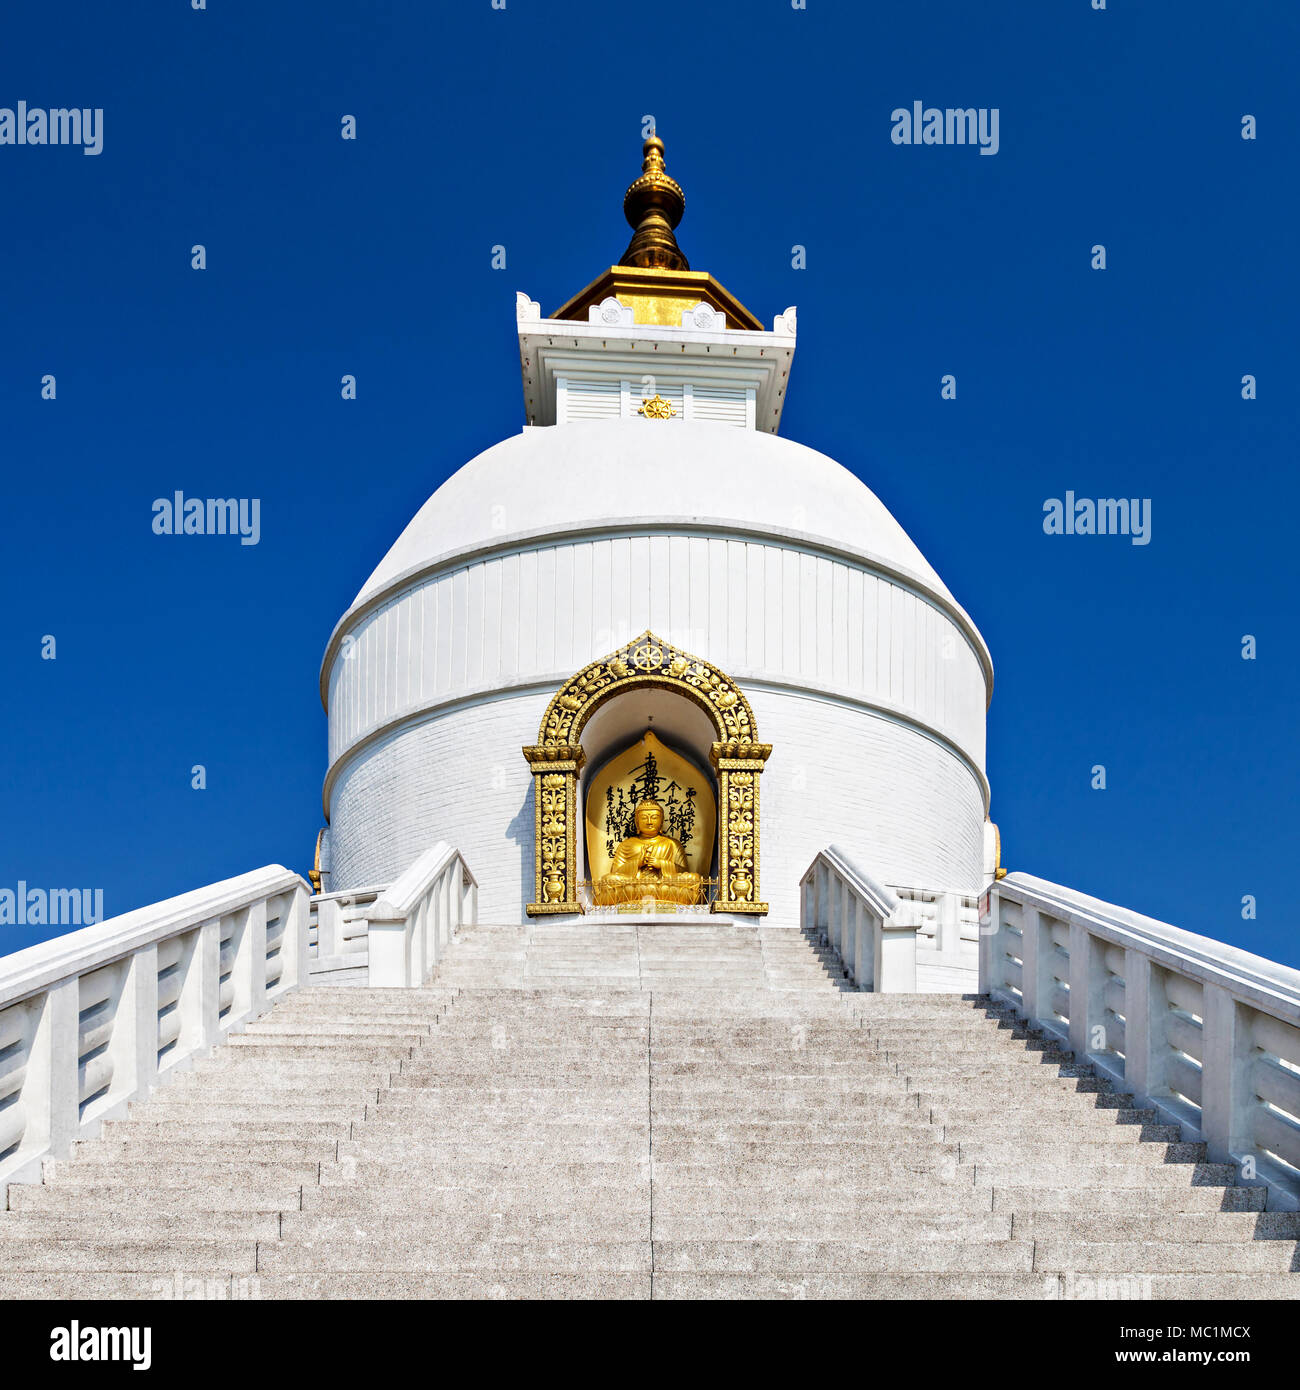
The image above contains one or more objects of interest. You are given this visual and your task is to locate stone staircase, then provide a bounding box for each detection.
[1,921,1297,1299]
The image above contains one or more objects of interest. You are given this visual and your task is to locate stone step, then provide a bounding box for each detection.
[193,1060,396,1080]
[970,1160,1236,1187]
[0,925,1289,1303]
[257,1240,650,1274]
[1011,1210,1300,1241]
[72,1139,337,1165]
[300,1183,646,1214]
[956,1140,1206,1166]
[1030,1240,1300,1274]
[0,1238,258,1272]
[649,1271,1300,1300]
[43,1160,322,1186]
[941,1122,1183,1145]
[137,1101,368,1122]
[319,1160,650,1187]
[0,1211,281,1239]
[647,1239,1035,1274]
[279,1212,650,1242]
[102,1119,350,1143]
[648,1212,1013,1241]
[248,1272,651,1299]
[0,1272,266,1300]
[338,1139,649,1163]
[7,1184,303,1213]
[242,1022,437,1038]
[356,1117,648,1138]
[990,1184,1267,1213]
[649,1161,966,1186]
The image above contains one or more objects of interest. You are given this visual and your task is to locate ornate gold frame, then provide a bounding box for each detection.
[523,630,772,916]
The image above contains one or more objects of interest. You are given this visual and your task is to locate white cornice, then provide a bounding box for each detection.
[516,293,797,434]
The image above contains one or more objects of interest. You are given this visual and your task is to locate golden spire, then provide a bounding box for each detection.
[619,133,689,272]
[548,129,764,331]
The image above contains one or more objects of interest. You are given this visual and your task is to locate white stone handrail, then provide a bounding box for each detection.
[801,847,914,992]
[983,872,1300,1208]
[0,865,310,1185]
[310,883,387,978]
[366,843,478,987]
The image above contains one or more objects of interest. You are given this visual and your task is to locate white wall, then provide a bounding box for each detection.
[326,532,988,777]
[327,684,985,925]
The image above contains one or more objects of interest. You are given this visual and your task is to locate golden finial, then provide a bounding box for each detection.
[620,133,689,272]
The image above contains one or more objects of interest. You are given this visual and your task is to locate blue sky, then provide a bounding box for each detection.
[1,1,1296,966]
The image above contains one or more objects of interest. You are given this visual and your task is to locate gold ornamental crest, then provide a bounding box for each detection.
[637,393,677,419]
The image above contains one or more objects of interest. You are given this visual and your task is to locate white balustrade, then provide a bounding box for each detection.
[0,865,310,1185]
[366,843,478,988]
[310,883,387,979]
[801,847,912,991]
[982,872,1300,1208]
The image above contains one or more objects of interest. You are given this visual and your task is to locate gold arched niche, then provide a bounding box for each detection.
[585,729,717,886]
[523,631,771,916]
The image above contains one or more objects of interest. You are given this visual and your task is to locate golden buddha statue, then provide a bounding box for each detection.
[592,799,703,907]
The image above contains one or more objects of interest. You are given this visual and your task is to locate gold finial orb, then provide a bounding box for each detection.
[620,132,689,272]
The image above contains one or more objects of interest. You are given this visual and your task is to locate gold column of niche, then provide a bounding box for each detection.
[524,631,771,917]
[711,739,772,915]
[522,743,585,914]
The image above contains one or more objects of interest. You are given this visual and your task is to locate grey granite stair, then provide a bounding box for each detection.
[1,922,1296,1300]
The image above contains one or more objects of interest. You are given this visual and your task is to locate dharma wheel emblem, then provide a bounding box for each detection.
[631,641,665,671]
[637,393,677,419]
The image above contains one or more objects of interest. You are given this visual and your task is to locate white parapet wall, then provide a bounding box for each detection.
[982,872,1300,1209]
[802,849,982,994]
[310,882,387,982]
[0,866,311,1185]
[801,847,914,992]
[366,842,478,988]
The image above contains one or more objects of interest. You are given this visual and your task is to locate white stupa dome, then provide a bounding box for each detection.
[342,421,964,623]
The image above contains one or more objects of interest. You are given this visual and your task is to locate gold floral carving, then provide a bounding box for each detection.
[524,632,770,916]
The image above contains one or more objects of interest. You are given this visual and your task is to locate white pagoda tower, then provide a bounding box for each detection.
[314,135,996,980]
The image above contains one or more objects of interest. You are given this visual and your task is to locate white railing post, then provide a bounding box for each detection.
[1123,948,1168,1104]
[367,921,408,989]
[1067,921,1103,1059]
[447,867,457,951]
[1019,905,1046,1022]
[978,886,1001,995]
[317,897,343,961]
[1200,983,1252,1168]
[194,917,222,1052]
[464,873,478,928]
[852,901,869,988]
[877,918,918,993]
[841,898,857,986]
[29,979,79,1168]
[282,884,310,991]
[115,944,158,1106]
[839,880,854,968]
[245,899,268,1022]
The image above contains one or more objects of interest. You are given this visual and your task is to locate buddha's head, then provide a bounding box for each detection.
[633,800,665,837]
